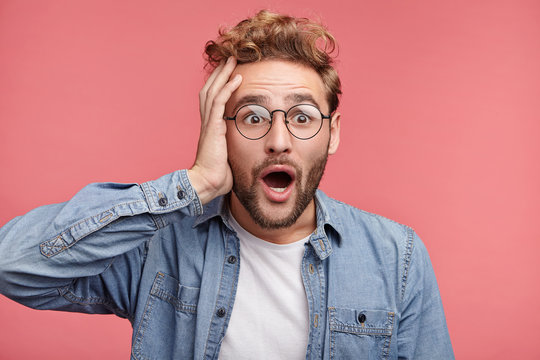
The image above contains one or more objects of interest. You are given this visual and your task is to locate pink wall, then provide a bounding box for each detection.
[1,1,539,358]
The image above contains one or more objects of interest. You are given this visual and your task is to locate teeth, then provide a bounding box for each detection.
[270,187,287,193]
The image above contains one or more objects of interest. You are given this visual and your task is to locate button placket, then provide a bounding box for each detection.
[301,247,326,358]
[203,231,241,358]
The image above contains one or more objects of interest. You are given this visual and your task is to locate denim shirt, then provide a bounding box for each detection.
[0,170,454,359]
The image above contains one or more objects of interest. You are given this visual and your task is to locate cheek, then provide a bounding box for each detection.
[226,128,258,165]
[305,134,330,158]
[298,141,329,174]
[226,122,240,153]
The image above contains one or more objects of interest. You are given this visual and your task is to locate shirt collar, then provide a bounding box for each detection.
[193,190,343,260]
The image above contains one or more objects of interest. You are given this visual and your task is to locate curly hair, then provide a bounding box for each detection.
[204,10,342,113]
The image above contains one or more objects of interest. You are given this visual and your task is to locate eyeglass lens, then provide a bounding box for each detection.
[234,104,323,140]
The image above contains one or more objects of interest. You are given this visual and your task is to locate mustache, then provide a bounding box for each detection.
[251,156,301,179]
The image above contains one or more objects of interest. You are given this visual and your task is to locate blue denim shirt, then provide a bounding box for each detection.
[0,170,454,359]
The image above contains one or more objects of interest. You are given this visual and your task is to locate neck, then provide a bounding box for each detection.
[228,193,317,244]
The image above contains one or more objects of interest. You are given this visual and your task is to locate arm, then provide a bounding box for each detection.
[0,57,242,319]
[397,231,455,359]
[0,170,200,317]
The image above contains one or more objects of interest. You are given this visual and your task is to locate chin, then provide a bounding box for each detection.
[246,192,306,230]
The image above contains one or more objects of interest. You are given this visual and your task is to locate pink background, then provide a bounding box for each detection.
[1,0,539,359]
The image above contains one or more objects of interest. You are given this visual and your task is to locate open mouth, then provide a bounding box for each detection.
[258,165,296,202]
[262,171,293,193]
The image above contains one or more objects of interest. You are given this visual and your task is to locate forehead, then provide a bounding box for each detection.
[227,60,328,111]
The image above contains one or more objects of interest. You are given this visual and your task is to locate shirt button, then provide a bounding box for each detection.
[227,255,237,264]
[358,313,366,323]
[177,190,185,200]
[158,197,168,207]
[217,307,227,318]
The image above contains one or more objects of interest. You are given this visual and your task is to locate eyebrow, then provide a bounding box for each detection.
[284,93,320,109]
[232,95,271,114]
[231,93,321,114]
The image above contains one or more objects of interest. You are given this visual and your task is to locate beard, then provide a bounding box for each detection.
[229,152,328,230]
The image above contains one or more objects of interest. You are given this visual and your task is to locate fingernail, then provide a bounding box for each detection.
[226,56,233,64]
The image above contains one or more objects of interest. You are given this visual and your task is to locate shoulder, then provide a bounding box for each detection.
[317,190,429,273]
[317,190,414,244]
[318,191,434,301]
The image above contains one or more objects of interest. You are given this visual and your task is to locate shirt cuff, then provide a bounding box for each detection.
[140,169,203,216]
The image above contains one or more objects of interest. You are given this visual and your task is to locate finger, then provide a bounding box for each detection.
[204,57,238,124]
[199,61,225,116]
[208,74,243,125]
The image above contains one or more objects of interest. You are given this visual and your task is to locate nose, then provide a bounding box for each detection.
[264,111,292,155]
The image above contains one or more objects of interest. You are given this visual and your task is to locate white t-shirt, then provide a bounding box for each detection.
[218,213,310,360]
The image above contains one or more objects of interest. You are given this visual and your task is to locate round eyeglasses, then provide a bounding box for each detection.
[224,104,331,140]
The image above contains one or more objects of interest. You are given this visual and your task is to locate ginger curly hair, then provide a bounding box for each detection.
[204,10,342,113]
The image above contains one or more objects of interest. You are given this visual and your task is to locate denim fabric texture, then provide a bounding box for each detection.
[0,169,454,359]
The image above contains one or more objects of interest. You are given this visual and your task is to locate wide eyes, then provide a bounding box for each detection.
[287,107,319,125]
[288,112,313,125]
[242,112,269,125]
[240,108,316,125]
[226,103,327,140]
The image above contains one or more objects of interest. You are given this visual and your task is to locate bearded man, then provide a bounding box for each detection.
[0,10,454,359]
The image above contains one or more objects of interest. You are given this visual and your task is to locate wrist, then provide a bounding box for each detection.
[187,166,219,206]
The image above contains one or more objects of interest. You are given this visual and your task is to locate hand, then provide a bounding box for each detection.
[188,57,243,205]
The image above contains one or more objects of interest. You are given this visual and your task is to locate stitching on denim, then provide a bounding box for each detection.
[180,170,203,215]
[63,200,145,232]
[132,273,162,360]
[149,213,164,229]
[59,286,129,319]
[151,287,197,314]
[219,234,239,344]
[327,196,412,229]
[331,323,391,335]
[329,307,395,358]
[328,306,395,359]
[303,248,317,357]
[315,258,325,355]
[142,180,192,213]
[203,228,232,358]
[40,236,68,257]
[141,182,156,210]
[39,200,146,258]
[98,212,113,223]
[400,228,415,302]
[328,307,336,359]
[40,216,118,258]
[382,312,395,359]
[329,310,393,336]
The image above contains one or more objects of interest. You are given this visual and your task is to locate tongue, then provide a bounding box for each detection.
[263,172,291,188]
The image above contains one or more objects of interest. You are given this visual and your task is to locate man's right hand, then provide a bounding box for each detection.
[188,57,243,205]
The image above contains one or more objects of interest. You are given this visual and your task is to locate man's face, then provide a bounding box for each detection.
[225,60,340,230]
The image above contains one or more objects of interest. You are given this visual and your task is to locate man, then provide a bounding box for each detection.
[0,10,454,359]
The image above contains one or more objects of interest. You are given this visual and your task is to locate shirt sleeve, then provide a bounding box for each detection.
[0,169,202,321]
[397,230,455,359]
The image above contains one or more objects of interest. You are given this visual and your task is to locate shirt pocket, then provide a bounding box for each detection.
[132,272,200,360]
[328,307,395,360]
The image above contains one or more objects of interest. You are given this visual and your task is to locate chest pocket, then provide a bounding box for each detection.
[328,307,395,360]
[132,272,200,360]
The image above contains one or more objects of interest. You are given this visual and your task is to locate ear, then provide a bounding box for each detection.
[328,111,341,155]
